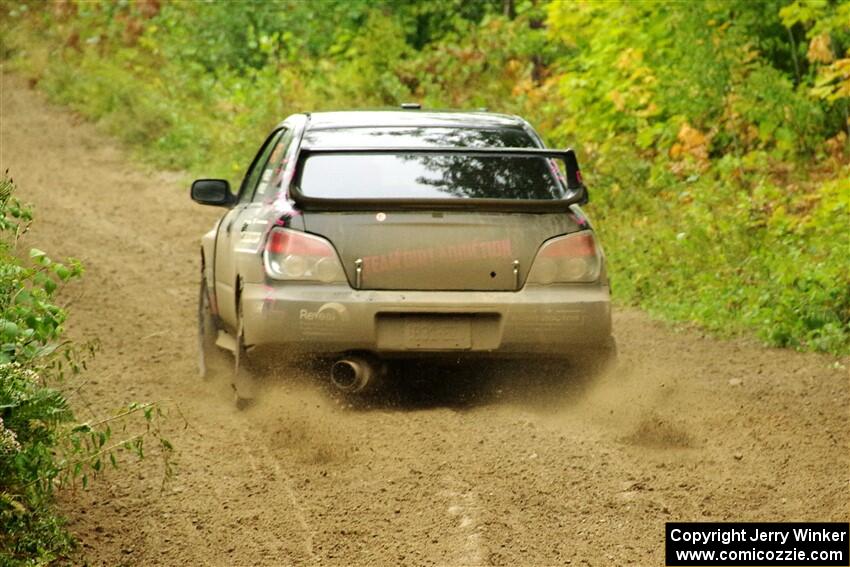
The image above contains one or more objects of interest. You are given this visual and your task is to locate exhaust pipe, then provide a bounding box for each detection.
[330,356,379,393]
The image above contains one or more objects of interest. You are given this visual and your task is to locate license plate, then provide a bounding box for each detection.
[404,317,471,350]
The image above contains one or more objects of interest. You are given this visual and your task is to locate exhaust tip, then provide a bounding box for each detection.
[331,360,359,391]
[330,356,380,393]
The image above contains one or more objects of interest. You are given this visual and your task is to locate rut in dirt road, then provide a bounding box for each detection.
[1,72,848,566]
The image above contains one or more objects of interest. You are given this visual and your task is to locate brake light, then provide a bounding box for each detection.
[526,231,603,285]
[538,232,596,258]
[264,227,346,283]
[268,228,334,257]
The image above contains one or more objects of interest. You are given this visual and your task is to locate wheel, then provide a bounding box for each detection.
[198,277,225,379]
[232,296,258,409]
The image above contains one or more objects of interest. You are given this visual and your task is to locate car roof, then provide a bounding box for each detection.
[303,110,529,131]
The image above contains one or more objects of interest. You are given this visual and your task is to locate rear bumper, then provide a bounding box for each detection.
[241,282,612,358]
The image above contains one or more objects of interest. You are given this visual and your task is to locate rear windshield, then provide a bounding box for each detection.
[297,126,565,201]
[297,153,566,201]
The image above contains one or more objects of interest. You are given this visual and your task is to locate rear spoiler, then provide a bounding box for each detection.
[291,146,588,212]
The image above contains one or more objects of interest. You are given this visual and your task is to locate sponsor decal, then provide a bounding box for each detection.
[299,302,349,323]
[362,238,513,274]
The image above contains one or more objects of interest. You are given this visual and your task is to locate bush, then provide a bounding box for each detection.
[0,173,172,565]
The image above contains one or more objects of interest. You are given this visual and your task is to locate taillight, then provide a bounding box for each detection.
[263,227,347,283]
[526,231,603,284]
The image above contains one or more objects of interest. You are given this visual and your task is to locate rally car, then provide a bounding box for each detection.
[192,108,615,402]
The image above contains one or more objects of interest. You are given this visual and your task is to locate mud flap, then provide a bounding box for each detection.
[232,298,259,408]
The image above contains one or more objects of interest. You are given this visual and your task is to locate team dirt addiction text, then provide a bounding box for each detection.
[669,527,848,546]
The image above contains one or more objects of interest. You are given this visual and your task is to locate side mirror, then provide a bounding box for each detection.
[191,179,233,207]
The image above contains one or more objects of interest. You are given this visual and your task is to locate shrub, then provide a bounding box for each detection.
[0,173,172,565]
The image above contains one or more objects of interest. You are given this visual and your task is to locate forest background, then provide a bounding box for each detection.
[2,0,849,353]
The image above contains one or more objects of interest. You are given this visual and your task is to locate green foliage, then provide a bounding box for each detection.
[0,174,173,565]
[541,0,849,353]
[2,0,847,353]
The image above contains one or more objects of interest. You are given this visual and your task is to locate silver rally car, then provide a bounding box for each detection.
[192,108,615,401]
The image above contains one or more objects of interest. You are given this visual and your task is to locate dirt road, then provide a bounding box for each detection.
[1,72,848,566]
